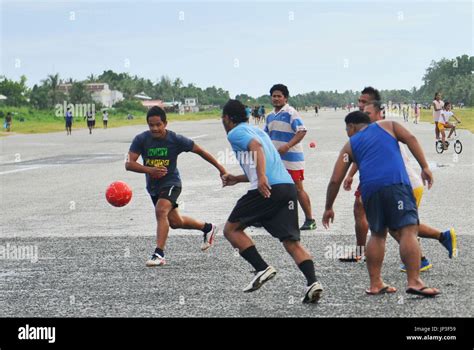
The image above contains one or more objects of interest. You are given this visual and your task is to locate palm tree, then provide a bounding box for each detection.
[42,73,61,106]
[87,73,96,83]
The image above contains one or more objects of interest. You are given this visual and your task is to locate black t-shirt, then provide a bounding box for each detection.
[129,130,194,195]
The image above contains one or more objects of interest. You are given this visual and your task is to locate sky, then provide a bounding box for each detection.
[1,0,472,98]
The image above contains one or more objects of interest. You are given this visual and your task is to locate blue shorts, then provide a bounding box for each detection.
[363,184,419,234]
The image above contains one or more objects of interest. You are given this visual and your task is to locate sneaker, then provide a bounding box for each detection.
[302,281,323,303]
[201,224,218,251]
[400,257,432,272]
[243,266,277,292]
[145,252,166,267]
[300,219,317,230]
[440,228,457,259]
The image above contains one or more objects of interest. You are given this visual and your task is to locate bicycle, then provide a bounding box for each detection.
[435,122,462,154]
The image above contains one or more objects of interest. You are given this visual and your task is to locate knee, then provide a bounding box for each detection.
[223,223,234,238]
[156,207,170,220]
[169,218,183,229]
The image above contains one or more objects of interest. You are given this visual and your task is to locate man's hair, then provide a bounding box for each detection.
[223,99,248,123]
[345,111,371,125]
[147,106,167,122]
[366,100,383,112]
[361,86,381,101]
[270,84,289,98]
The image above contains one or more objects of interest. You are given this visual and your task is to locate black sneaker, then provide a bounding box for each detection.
[300,219,317,230]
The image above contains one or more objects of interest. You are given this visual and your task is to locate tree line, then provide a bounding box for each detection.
[0,55,472,110]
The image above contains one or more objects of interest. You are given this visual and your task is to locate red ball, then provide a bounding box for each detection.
[106,181,133,207]
[309,141,316,148]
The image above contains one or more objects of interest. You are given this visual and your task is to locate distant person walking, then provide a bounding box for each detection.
[414,103,420,124]
[4,112,12,132]
[85,109,95,134]
[65,108,73,135]
[432,92,444,140]
[102,110,109,129]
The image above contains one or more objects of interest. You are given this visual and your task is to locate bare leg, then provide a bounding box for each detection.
[223,221,254,252]
[398,225,438,294]
[354,196,369,251]
[155,199,173,249]
[366,230,388,293]
[294,180,313,221]
[447,126,455,138]
[168,208,206,230]
[282,240,312,265]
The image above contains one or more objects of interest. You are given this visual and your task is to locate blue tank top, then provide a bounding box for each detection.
[350,123,411,202]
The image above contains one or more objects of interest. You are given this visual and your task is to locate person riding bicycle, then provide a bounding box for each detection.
[438,102,461,149]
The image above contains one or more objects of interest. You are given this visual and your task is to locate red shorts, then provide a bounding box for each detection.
[354,185,361,197]
[287,169,304,182]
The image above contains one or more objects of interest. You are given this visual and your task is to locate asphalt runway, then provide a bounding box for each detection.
[0,109,472,317]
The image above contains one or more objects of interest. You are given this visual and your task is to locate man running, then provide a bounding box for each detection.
[323,111,440,297]
[221,99,322,303]
[265,84,316,230]
[126,106,226,266]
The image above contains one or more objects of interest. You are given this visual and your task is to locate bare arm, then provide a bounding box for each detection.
[278,130,306,154]
[125,151,167,179]
[343,162,359,191]
[191,143,227,175]
[248,139,271,198]
[391,121,433,189]
[322,142,353,228]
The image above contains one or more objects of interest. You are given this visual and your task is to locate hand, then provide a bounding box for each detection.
[278,144,290,155]
[148,166,168,179]
[222,173,239,187]
[322,209,335,229]
[421,167,433,190]
[258,176,272,198]
[343,176,353,191]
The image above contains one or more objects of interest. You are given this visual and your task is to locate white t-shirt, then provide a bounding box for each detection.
[439,110,453,124]
[103,112,108,121]
[400,143,423,190]
[432,100,444,121]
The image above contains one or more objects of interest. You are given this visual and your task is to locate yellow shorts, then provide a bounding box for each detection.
[413,186,423,208]
[437,122,445,131]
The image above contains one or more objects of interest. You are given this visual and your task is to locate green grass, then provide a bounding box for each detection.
[0,107,221,136]
[420,107,474,132]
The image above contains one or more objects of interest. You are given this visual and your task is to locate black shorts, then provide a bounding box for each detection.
[65,121,72,128]
[87,120,94,128]
[150,186,181,209]
[228,183,300,242]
